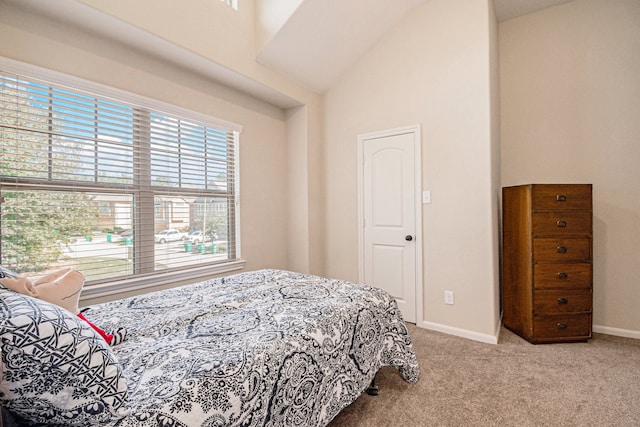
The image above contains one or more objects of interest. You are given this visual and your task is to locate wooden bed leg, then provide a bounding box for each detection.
[366,376,379,396]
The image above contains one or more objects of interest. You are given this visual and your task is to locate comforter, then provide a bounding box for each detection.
[88,269,419,427]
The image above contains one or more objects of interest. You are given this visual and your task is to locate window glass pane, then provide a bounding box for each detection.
[221,0,238,11]
[0,189,134,282]
[0,78,50,179]
[150,113,180,187]
[50,87,95,182]
[96,99,135,184]
[149,113,233,191]
[153,195,232,270]
[0,76,135,184]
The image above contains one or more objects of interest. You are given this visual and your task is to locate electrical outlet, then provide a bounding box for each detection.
[422,190,431,204]
[444,290,454,305]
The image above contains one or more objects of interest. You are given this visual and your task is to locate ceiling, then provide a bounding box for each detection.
[2,0,302,108]
[256,0,428,93]
[4,0,576,107]
[258,0,576,93]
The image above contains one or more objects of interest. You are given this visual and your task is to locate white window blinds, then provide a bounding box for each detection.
[0,62,241,288]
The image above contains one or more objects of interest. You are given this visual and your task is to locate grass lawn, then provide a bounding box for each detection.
[68,257,167,281]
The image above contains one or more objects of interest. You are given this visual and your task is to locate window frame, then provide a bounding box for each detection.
[0,57,245,300]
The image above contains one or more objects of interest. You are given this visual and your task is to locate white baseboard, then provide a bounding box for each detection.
[593,324,640,340]
[419,321,640,344]
[421,321,499,344]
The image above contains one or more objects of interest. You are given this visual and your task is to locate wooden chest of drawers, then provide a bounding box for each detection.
[502,184,593,343]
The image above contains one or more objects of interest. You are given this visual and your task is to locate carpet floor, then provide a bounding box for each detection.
[329,324,640,426]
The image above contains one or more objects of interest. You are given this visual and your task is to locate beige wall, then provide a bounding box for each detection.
[0,2,291,281]
[286,105,310,272]
[75,0,325,278]
[284,103,326,276]
[77,0,314,104]
[5,0,636,340]
[500,0,640,335]
[324,0,500,340]
[489,0,502,329]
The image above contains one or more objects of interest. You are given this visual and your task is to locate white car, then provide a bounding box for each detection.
[184,231,214,245]
[154,229,186,243]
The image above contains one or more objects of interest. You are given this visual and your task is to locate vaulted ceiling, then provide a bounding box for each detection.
[257,0,576,93]
[4,0,575,105]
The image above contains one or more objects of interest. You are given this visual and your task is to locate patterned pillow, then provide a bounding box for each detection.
[0,265,18,279]
[0,288,129,425]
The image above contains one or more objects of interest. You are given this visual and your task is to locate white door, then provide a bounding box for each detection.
[359,127,421,323]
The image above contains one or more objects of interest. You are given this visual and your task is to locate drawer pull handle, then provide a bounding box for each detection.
[557,272,569,279]
[557,322,568,329]
[556,194,567,202]
[557,246,567,254]
[557,297,568,304]
[556,220,567,227]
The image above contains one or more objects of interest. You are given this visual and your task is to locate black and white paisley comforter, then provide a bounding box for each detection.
[89,269,419,427]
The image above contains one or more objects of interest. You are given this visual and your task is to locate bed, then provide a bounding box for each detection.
[1,269,419,426]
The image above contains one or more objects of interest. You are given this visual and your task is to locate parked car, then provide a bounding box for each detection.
[184,230,202,241]
[184,231,215,245]
[154,229,186,243]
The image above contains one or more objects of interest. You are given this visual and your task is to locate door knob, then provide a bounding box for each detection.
[405,235,413,241]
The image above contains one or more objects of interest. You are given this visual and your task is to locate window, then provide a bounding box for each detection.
[0,59,242,295]
[221,0,238,11]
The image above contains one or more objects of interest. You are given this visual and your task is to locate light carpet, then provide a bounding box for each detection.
[329,324,640,426]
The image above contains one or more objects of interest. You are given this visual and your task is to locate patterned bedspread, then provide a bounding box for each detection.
[88,269,419,427]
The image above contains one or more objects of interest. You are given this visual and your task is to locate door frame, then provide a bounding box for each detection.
[357,124,423,326]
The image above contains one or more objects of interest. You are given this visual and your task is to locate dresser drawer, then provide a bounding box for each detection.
[532,314,592,342]
[534,263,592,289]
[532,212,592,236]
[533,238,591,262]
[534,290,592,314]
[531,184,592,211]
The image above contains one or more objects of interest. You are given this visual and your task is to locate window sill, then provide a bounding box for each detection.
[80,260,247,302]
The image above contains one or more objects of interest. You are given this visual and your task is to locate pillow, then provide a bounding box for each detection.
[0,265,18,279]
[0,267,82,313]
[0,288,129,425]
[0,265,38,298]
[33,268,83,314]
